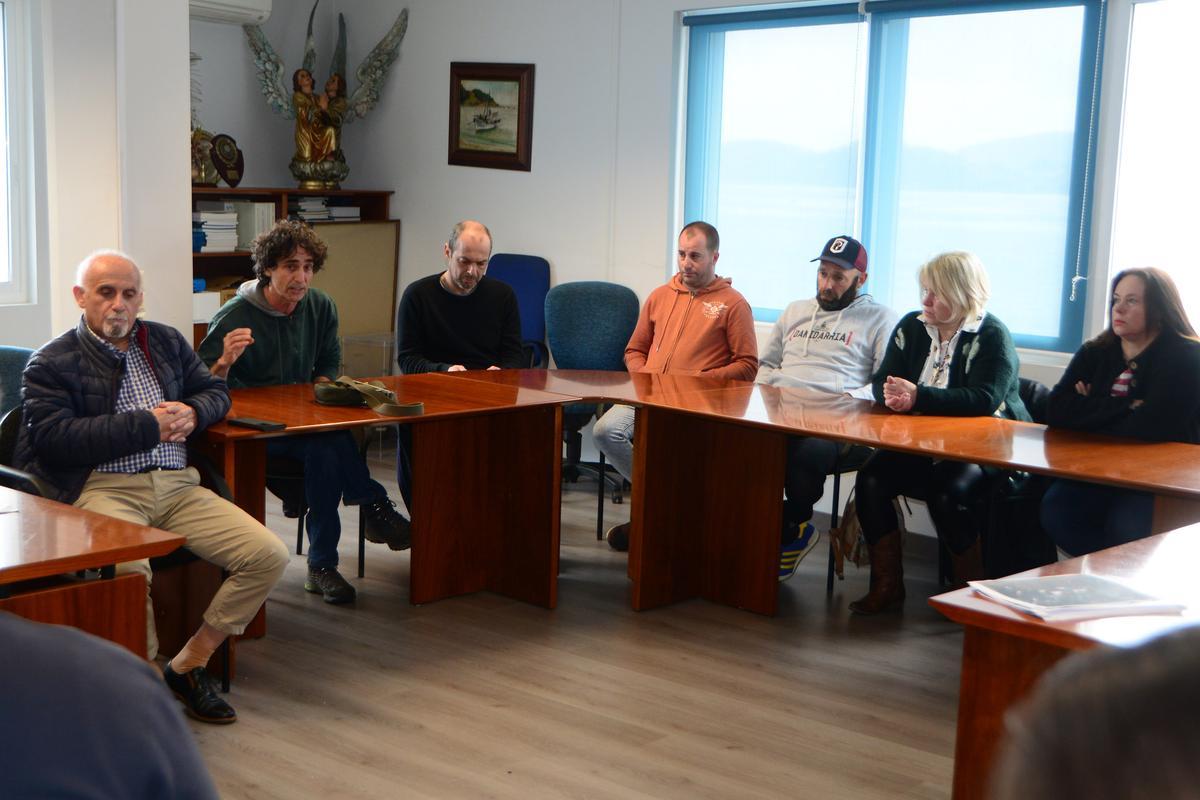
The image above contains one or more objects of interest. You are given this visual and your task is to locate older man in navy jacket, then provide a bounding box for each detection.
[15,250,287,725]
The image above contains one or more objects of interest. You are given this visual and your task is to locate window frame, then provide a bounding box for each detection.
[682,0,1106,352]
[0,0,34,307]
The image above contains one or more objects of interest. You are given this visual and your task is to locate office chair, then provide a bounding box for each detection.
[0,346,34,418]
[265,457,308,555]
[544,281,640,538]
[488,253,551,367]
[978,377,1056,577]
[273,435,373,579]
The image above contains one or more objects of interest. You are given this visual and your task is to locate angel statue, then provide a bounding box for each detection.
[245,1,408,189]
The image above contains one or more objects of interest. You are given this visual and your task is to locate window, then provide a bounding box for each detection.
[0,0,31,306]
[684,1,1103,351]
[1109,0,1200,327]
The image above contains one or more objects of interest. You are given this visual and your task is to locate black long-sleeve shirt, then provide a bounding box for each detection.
[395,273,524,373]
[1046,332,1200,443]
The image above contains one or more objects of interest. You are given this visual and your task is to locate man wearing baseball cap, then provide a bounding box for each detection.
[756,234,898,581]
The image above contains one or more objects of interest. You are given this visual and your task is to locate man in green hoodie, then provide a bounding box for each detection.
[199,220,409,605]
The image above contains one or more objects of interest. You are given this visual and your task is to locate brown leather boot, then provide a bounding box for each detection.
[950,538,984,588]
[849,530,905,615]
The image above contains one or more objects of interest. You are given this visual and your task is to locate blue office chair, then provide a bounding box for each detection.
[488,253,551,367]
[0,346,34,418]
[544,281,640,537]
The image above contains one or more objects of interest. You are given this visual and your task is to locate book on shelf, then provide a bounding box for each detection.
[969,573,1186,622]
[289,197,332,222]
[195,199,236,213]
[327,206,361,221]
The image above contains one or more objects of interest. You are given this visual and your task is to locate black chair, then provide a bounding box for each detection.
[0,346,33,418]
[271,434,373,578]
[544,281,641,538]
[978,377,1057,578]
[1019,376,1052,424]
[265,457,308,555]
[0,463,52,496]
[0,405,25,467]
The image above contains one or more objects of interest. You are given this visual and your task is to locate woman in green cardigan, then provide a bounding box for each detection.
[850,251,1029,615]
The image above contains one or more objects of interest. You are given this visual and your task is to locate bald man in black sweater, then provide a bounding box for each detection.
[393,220,524,500]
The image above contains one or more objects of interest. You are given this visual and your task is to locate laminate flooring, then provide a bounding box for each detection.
[190,441,961,799]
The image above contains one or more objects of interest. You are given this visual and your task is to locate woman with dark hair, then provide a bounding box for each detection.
[850,251,1029,615]
[1040,268,1200,556]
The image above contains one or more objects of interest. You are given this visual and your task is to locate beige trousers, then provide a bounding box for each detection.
[76,468,289,660]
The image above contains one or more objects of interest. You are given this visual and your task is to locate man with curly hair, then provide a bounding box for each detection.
[199,220,409,605]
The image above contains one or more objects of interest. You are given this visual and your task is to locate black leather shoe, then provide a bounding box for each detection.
[361,497,412,551]
[605,522,631,552]
[163,662,237,724]
[305,566,357,604]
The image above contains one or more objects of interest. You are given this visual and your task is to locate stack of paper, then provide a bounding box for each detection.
[327,205,361,222]
[290,197,332,222]
[969,574,1185,621]
[192,207,239,252]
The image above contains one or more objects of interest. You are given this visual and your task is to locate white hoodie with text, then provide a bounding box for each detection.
[755,293,898,397]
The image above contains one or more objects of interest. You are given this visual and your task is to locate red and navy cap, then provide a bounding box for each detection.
[811,235,868,275]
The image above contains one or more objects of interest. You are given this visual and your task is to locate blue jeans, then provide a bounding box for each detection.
[592,404,636,482]
[1040,479,1154,557]
[267,431,386,569]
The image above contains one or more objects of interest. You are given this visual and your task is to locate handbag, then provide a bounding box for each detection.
[313,376,424,417]
[827,489,907,580]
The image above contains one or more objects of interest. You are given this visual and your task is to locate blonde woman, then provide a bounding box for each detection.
[850,251,1029,614]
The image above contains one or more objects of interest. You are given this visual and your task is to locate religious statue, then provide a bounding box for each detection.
[245,1,408,189]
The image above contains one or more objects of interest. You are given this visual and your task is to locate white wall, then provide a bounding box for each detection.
[189,0,763,303]
[0,0,192,346]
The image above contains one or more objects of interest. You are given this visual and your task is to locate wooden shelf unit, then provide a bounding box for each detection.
[191,187,394,348]
[191,186,393,283]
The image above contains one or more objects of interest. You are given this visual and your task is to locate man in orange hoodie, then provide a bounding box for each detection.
[593,221,758,550]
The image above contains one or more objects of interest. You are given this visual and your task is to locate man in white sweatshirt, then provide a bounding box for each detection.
[756,235,897,581]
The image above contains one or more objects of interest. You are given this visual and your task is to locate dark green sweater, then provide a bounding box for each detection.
[197,285,341,389]
[872,311,1029,421]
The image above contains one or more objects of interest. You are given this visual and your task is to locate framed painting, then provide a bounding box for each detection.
[448,62,535,171]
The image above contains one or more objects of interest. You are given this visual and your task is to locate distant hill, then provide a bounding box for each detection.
[460,87,496,107]
[719,132,1075,193]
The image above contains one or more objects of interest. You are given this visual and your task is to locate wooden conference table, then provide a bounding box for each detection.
[204,370,1200,616]
[930,522,1200,800]
[445,370,1200,615]
[0,486,184,654]
[202,372,576,608]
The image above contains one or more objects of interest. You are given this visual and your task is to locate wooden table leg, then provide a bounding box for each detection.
[629,406,784,615]
[950,626,1073,799]
[409,405,561,608]
[1152,495,1200,534]
[0,573,148,656]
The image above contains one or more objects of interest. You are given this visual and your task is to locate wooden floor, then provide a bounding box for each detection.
[190,441,961,799]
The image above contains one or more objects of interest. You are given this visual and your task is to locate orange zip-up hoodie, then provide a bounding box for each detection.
[624,273,758,381]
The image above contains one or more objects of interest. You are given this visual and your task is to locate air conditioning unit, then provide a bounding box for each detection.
[189,0,271,25]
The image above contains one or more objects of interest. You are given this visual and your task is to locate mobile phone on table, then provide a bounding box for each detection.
[226,417,286,432]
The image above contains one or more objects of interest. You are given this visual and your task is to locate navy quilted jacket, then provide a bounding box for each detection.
[14,319,230,503]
